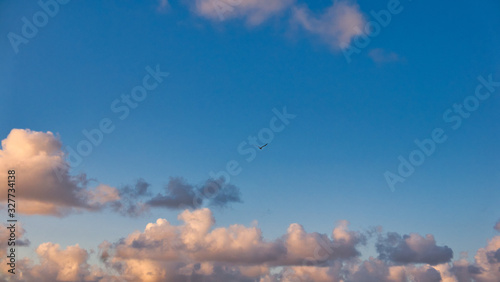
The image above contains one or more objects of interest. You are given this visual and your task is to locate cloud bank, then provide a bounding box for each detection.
[4,211,500,281]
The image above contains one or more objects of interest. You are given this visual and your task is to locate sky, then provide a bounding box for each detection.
[0,0,499,281]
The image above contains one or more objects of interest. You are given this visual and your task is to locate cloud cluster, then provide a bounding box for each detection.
[94,208,364,281]
[94,213,500,282]
[0,129,241,217]
[3,212,500,281]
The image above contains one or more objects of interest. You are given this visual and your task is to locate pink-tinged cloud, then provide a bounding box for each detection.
[6,243,104,282]
[0,129,148,217]
[192,0,295,26]
[97,208,364,280]
[495,219,500,232]
[292,1,366,49]
[2,211,499,281]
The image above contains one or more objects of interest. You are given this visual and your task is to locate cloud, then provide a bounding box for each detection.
[191,0,295,26]
[0,129,111,216]
[4,211,500,281]
[96,208,365,281]
[110,179,152,217]
[147,177,242,210]
[0,223,30,256]
[5,243,104,282]
[495,219,500,232]
[292,0,366,49]
[0,129,154,217]
[0,129,240,217]
[368,48,403,63]
[376,232,453,265]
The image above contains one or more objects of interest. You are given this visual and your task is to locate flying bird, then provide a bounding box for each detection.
[257,143,268,150]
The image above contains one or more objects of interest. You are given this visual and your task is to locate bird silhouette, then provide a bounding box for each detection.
[257,143,268,150]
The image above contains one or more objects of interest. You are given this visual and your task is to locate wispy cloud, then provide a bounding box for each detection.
[183,0,367,51]
[291,1,366,49]
[368,48,403,63]
[191,0,295,25]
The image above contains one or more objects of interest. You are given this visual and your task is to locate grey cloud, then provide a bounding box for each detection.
[376,232,453,265]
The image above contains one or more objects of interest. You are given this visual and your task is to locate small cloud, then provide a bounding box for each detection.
[495,220,500,232]
[368,48,403,63]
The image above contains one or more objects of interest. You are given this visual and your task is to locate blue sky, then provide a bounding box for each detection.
[1,0,500,281]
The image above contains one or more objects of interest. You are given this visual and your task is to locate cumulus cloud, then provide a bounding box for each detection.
[0,129,240,217]
[96,208,365,281]
[0,129,154,217]
[147,177,242,210]
[0,129,110,216]
[4,243,105,282]
[191,0,295,26]
[376,232,453,265]
[2,211,500,281]
[292,1,366,49]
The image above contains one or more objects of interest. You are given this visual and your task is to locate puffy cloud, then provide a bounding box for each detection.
[192,0,295,26]
[98,208,365,281]
[0,129,151,217]
[376,232,453,265]
[0,129,239,217]
[0,129,105,216]
[292,0,366,49]
[5,243,105,282]
[3,210,500,281]
[281,220,364,265]
[147,177,242,210]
